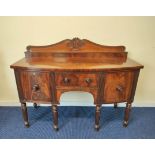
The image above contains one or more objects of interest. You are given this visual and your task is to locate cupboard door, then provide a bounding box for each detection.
[103,71,134,103]
[20,71,52,102]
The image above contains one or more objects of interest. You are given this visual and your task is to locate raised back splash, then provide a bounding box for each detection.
[25,38,127,63]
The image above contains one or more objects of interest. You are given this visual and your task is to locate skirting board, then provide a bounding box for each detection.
[0,101,155,107]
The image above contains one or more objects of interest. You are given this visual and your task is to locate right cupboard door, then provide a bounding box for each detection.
[103,71,134,103]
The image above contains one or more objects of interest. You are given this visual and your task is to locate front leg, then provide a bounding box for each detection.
[33,103,40,109]
[114,103,118,108]
[52,105,59,131]
[21,102,30,128]
[123,101,132,127]
[95,105,102,131]
[33,103,38,109]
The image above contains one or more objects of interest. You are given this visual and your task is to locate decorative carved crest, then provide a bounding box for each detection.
[67,38,84,50]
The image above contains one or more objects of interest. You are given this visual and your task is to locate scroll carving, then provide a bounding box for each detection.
[67,38,84,51]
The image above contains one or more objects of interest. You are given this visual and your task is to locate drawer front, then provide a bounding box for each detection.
[103,71,134,103]
[55,73,98,88]
[20,71,51,102]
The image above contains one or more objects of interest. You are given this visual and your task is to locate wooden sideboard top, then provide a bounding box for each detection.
[10,38,143,71]
[10,58,143,71]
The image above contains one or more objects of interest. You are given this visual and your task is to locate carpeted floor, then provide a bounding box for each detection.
[0,106,155,139]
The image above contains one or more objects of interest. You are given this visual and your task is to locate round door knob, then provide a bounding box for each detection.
[85,78,92,84]
[32,84,39,91]
[63,77,70,83]
[116,85,123,92]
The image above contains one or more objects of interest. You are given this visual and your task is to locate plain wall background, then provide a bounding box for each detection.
[0,16,155,106]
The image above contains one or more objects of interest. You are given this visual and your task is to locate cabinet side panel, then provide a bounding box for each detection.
[130,69,140,102]
[14,69,25,102]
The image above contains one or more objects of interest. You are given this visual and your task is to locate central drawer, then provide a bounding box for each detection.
[55,73,98,88]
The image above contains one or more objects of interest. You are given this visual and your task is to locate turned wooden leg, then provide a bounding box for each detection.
[21,102,30,128]
[52,105,59,131]
[114,103,117,108]
[123,101,132,127]
[95,105,101,131]
[33,103,38,109]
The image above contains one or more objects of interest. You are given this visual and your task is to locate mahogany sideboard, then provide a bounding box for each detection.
[10,38,143,131]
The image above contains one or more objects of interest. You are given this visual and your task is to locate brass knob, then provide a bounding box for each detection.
[116,85,123,92]
[63,77,70,83]
[85,78,92,84]
[32,84,39,91]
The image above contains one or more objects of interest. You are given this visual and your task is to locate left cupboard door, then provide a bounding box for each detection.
[18,71,52,103]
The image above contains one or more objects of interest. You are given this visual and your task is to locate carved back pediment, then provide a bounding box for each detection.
[25,38,127,64]
[26,37,125,53]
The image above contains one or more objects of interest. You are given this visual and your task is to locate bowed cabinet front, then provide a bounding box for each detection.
[11,38,143,131]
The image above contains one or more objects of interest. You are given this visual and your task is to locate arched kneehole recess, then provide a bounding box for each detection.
[52,90,101,131]
[59,91,94,106]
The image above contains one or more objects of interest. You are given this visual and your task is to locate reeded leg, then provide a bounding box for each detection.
[21,102,30,128]
[95,105,101,131]
[52,105,59,131]
[33,103,38,109]
[123,101,132,127]
[114,103,117,108]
